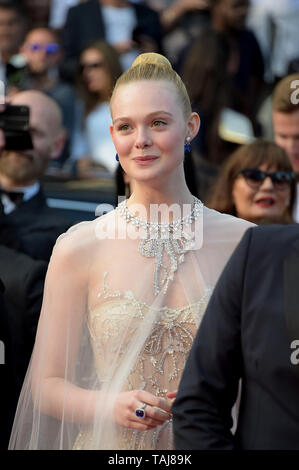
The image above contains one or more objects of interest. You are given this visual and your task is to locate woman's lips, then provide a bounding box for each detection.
[255,197,275,207]
[133,156,159,165]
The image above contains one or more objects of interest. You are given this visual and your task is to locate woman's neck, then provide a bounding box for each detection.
[126,176,194,223]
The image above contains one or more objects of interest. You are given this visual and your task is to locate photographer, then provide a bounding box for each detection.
[0,90,71,261]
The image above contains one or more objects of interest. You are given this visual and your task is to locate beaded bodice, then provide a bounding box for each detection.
[88,274,212,395]
[72,274,213,450]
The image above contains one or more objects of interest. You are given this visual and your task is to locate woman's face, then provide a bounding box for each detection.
[80,48,111,95]
[110,80,199,185]
[232,163,291,223]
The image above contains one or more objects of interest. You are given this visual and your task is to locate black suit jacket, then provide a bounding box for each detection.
[0,189,70,448]
[0,252,46,449]
[0,283,10,449]
[2,188,71,262]
[173,224,299,450]
[61,0,162,79]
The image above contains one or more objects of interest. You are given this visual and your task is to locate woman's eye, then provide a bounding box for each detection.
[152,120,166,127]
[119,124,130,131]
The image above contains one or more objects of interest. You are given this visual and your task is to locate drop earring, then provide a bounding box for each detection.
[115,154,119,161]
[184,137,191,153]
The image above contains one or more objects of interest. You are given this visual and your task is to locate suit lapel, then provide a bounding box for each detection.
[89,0,105,37]
[284,239,299,343]
[18,190,46,211]
[5,190,46,226]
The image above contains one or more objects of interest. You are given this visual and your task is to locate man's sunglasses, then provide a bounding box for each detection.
[239,168,295,190]
[27,43,60,55]
[79,61,105,72]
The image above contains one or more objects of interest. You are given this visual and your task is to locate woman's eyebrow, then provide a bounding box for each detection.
[113,111,173,124]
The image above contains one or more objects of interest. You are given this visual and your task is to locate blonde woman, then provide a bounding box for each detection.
[9,53,253,450]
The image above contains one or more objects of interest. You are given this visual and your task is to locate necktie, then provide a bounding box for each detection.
[0,189,24,206]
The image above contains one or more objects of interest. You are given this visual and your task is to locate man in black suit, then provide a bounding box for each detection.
[0,90,71,261]
[0,253,46,449]
[172,224,299,450]
[61,0,162,79]
[0,277,9,448]
[0,91,71,447]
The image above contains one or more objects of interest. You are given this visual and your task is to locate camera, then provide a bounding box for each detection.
[0,105,33,150]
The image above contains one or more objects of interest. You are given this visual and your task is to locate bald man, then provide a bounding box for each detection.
[0,90,71,261]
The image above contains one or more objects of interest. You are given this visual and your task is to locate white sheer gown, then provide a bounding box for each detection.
[9,205,253,450]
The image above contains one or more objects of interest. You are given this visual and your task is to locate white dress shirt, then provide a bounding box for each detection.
[292,183,299,223]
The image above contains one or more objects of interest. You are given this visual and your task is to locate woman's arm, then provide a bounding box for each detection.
[30,233,172,430]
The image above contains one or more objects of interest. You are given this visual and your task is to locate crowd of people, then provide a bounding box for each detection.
[1,0,299,451]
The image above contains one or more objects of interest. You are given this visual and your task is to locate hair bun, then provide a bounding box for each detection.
[131,53,172,70]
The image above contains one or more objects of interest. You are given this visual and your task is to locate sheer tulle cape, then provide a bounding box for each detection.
[9,206,253,449]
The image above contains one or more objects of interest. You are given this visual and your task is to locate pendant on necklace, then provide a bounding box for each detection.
[118,198,203,295]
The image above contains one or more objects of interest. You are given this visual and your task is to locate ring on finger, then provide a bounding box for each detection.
[135,402,147,419]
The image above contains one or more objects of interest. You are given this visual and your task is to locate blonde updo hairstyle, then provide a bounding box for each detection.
[111,53,192,119]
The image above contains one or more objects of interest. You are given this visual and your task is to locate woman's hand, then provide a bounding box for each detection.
[161,0,210,31]
[166,390,177,403]
[113,40,137,55]
[113,390,172,431]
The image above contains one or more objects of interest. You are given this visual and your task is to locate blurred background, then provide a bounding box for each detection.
[1,0,299,223]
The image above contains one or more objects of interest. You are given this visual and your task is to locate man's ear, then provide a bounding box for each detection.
[49,129,67,160]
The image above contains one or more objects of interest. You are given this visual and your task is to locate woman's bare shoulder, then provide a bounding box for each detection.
[202,205,255,241]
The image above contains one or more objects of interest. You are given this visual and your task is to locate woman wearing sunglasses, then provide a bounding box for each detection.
[207,140,296,224]
[72,41,122,175]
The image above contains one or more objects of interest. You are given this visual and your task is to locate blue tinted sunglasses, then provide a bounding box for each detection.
[27,43,60,54]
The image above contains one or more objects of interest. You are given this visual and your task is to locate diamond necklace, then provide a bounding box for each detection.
[117,197,203,295]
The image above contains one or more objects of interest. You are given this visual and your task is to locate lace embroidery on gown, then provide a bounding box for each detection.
[73,272,213,450]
